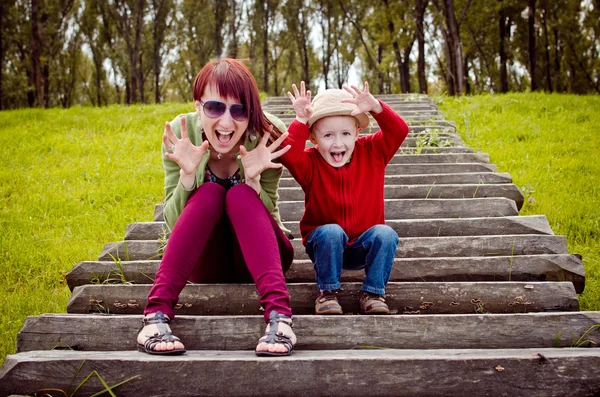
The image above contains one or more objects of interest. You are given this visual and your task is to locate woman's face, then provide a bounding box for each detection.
[196,83,250,155]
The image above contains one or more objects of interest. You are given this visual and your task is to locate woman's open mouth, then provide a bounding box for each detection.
[216,130,234,144]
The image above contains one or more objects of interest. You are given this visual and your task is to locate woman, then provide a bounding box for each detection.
[136,58,296,356]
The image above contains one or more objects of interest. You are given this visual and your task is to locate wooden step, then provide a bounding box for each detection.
[281,163,496,178]
[277,115,454,128]
[277,173,513,190]
[6,348,599,397]
[16,312,600,352]
[66,254,585,293]
[153,197,518,223]
[278,198,518,222]
[390,153,490,164]
[276,184,523,207]
[149,181,524,221]
[397,146,474,154]
[66,281,579,315]
[98,235,569,262]
[132,212,544,242]
[284,214,548,237]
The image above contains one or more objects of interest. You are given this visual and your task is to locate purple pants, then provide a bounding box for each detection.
[145,182,294,322]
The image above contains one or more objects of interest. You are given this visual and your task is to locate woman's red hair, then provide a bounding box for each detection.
[193,58,281,139]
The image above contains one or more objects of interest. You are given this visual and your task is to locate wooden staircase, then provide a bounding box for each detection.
[2,94,599,396]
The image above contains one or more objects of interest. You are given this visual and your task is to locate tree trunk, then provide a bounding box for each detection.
[498,3,508,93]
[401,45,412,93]
[228,0,238,58]
[542,6,552,92]
[464,55,471,94]
[378,44,384,94]
[262,1,269,93]
[31,0,44,108]
[214,0,225,58]
[528,0,537,91]
[553,27,561,92]
[382,0,412,93]
[301,11,309,84]
[444,0,464,95]
[42,63,50,108]
[415,0,429,94]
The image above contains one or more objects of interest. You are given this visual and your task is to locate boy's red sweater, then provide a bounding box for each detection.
[280,101,409,245]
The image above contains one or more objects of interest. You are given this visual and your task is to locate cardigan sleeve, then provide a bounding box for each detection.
[162,113,200,231]
[279,119,312,187]
[369,100,410,164]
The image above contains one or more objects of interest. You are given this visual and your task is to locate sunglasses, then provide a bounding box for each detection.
[199,100,248,122]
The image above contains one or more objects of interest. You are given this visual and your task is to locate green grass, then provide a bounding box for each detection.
[0,102,191,366]
[0,93,599,368]
[439,93,600,312]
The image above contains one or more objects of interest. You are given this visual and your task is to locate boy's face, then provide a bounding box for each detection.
[311,115,360,168]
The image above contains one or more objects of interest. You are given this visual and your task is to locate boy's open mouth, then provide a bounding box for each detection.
[331,151,345,162]
[216,130,233,144]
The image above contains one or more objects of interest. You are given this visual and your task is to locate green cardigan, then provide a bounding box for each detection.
[161,111,290,235]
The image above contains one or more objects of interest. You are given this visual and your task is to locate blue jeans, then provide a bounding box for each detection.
[305,224,398,295]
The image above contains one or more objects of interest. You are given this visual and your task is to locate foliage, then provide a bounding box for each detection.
[2,0,600,110]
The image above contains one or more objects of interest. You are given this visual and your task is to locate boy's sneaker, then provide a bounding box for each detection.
[359,292,390,314]
[315,290,343,315]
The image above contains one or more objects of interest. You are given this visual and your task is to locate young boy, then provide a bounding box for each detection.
[281,81,409,315]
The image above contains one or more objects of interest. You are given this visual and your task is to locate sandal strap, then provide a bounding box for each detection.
[258,310,295,348]
[143,331,182,351]
[142,311,171,326]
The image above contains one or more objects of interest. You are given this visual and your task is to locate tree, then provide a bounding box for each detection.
[432,0,473,95]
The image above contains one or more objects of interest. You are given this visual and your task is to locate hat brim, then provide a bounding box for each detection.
[308,111,370,130]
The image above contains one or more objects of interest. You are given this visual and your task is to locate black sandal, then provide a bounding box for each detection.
[137,311,186,355]
[255,311,296,357]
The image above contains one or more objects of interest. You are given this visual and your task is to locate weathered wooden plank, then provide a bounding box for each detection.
[396,146,474,154]
[66,281,579,315]
[154,190,517,222]
[278,198,519,222]
[127,214,547,241]
[17,312,600,352]
[98,235,569,262]
[285,216,552,238]
[281,163,496,178]
[264,103,439,113]
[277,183,523,207]
[294,234,570,259]
[66,254,585,293]
[277,115,455,128]
[276,173,513,190]
[4,348,600,397]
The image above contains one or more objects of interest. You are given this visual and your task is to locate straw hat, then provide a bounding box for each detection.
[308,89,370,129]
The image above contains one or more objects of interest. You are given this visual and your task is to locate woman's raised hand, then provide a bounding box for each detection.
[163,118,209,175]
[342,81,383,114]
[240,127,291,187]
[287,81,312,123]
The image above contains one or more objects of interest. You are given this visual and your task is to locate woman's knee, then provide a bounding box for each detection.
[225,183,258,212]
[187,182,227,209]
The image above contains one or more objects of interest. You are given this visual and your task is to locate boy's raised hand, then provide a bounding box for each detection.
[287,81,312,123]
[342,81,383,114]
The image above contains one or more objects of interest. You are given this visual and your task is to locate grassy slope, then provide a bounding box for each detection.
[0,103,191,365]
[0,93,598,366]
[439,93,600,312]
